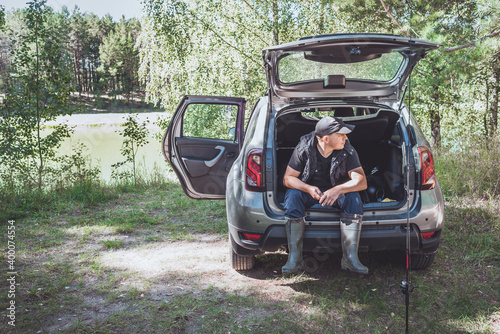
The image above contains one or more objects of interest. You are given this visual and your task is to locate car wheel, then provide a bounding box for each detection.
[230,245,256,271]
[410,253,436,270]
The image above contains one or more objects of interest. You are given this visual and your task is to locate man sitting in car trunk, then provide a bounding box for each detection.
[282,116,368,274]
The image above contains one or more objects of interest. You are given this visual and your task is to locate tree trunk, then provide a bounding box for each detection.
[318,1,325,34]
[430,88,441,150]
[272,0,279,45]
[430,108,441,151]
[73,49,81,96]
[485,80,490,137]
[83,58,88,93]
[35,18,43,191]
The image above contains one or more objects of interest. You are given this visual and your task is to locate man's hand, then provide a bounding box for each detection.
[308,186,323,200]
[284,166,323,199]
[319,187,341,207]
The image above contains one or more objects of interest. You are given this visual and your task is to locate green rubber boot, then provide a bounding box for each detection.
[340,213,369,275]
[282,217,305,274]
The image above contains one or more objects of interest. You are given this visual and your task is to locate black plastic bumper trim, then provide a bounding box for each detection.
[231,224,441,255]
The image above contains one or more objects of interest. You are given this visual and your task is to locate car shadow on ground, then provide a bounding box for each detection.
[237,250,407,281]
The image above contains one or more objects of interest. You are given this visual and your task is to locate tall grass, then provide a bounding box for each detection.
[0,156,172,222]
[109,160,173,192]
[435,135,500,198]
[0,175,176,222]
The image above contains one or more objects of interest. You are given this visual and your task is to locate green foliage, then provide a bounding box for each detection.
[279,50,403,83]
[340,0,500,148]
[112,115,150,185]
[435,135,500,198]
[0,4,146,111]
[139,0,500,150]
[51,6,142,101]
[0,6,5,29]
[0,140,110,220]
[98,17,141,100]
[52,142,101,188]
[138,0,352,115]
[0,0,74,191]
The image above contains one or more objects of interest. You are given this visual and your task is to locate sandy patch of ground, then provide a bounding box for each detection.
[98,236,297,303]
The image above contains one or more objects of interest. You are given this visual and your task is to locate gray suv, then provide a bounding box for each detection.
[163,33,445,271]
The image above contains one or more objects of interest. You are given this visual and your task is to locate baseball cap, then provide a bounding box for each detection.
[315,116,355,137]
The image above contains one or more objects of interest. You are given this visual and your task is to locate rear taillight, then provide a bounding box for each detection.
[242,233,262,242]
[245,149,264,191]
[421,231,436,240]
[418,146,436,190]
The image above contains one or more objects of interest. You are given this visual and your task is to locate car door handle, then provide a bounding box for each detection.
[205,146,225,167]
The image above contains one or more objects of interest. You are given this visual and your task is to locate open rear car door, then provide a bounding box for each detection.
[263,33,440,103]
[162,95,246,199]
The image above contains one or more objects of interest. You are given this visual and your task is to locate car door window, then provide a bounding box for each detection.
[182,103,238,141]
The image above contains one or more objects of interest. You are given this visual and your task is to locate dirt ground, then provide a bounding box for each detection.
[43,234,311,333]
[9,192,499,333]
[40,231,499,334]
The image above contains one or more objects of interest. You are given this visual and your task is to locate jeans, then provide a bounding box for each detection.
[284,189,364,219]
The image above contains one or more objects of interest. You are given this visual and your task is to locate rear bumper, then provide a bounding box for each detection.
[230,223,441,255]
[226,174,444,257]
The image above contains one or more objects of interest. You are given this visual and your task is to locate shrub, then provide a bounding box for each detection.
[435,136,500,198]
[111,114,150,185]
[0,143,113,220]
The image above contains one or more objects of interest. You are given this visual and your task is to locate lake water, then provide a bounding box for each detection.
[46,112,172,182]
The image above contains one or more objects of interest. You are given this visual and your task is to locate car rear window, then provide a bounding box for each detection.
[277,51,404,84]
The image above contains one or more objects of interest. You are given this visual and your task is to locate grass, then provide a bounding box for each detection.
[435,136,500,199]
[0,138,499,333]
[0,179,498,333]
[100,239,125,249]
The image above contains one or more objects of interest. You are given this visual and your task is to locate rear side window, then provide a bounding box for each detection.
[409,113,430,147]
[243,107,259,144]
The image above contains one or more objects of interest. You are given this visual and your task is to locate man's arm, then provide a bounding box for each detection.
[319,167,367,206]
[283,166,323,200]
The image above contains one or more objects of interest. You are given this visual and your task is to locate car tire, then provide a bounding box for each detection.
[230,245,256,271]
[410,253,436,270]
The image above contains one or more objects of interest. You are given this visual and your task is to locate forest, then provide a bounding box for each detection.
[0,2,142,109]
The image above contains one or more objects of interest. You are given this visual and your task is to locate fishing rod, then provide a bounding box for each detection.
[400,2,415,333]
[400,62,415,334]
[400,99,415,333]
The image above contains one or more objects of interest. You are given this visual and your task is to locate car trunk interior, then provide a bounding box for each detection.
[274,106,406,210]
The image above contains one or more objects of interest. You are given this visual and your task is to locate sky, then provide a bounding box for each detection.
[2,0,144,20]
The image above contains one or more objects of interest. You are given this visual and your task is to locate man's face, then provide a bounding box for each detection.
[327,132,347,150]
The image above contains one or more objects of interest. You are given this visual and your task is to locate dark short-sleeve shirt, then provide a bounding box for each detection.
[288,145,362,191]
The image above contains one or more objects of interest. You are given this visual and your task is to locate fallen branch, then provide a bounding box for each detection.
[443,29,500,53]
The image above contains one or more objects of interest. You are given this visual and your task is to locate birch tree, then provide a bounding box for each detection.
[0,0,74,191]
